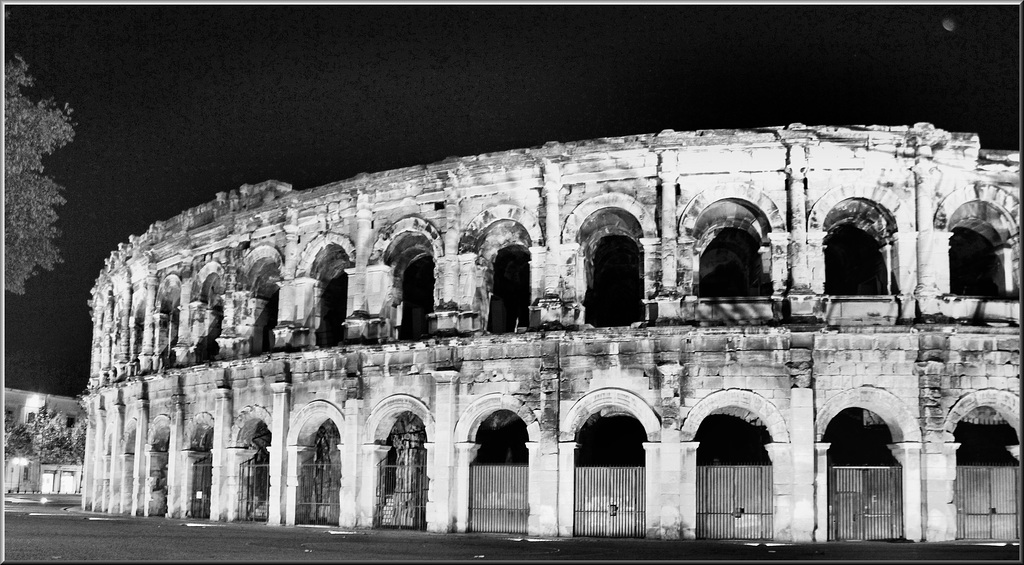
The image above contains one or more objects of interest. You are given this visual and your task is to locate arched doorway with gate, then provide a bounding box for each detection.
[296,420,342,526]
[185,419,214,520]
[468,410,530,534]
[236,418,272,522]
[573,413,647,538]
[951,407,1019,539]
[374,412,428,530]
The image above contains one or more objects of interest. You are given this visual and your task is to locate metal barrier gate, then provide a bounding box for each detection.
[955,465,1020,540]
[238,452,270,522]
[696,465,772,539]
[469,464,528,534]
[189,454,213,519]
[828,466,903,540]
[573,466,645,538]
[374,459,428,530]
[296,462,341,526]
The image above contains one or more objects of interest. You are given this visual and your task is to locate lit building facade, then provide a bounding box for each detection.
[82,123,1019,540]
[4,388,85,494]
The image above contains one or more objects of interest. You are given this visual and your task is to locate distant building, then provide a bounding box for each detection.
[4,388,85,494]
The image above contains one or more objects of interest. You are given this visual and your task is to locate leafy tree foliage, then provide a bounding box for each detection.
[3,406,86,465]
[4,55,75,294]
[4,411,33,460]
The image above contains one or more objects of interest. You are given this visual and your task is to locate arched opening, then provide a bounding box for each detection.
[238,419,271,522]
[949,228,1003,297]
[131,299,145,369]
[147,421,170,517]
[952,407,1019,539]
[584,236,643,328]
[296,419,342,526]
[246,257,281,356]
[187,424,214,520]
[156,278,180,369]
[823,408,903,540]
[699,229,768,298]
[487,246,531,334]
[573,413,646,538]
[824,225,888,295]
[375,412,428,530]
[312,245,351,347]
[399,256,435,341]
[196,274,224,363]
[468,410,529,533]
[694,414,773,540]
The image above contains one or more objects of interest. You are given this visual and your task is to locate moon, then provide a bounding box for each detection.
[942,17,957,32]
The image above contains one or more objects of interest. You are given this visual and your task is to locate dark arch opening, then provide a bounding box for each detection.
[576,414,646,467]
[699,228,768,298]
[316,275,349,347]
[399,256,435,340]
[822,408,898,466]
[247,420,273,464]
[949,227,1002,297]
[694,414,772,465]
[584,235,642,328]
[473,410,529,464]
[824,225,887,295]
[488,247,531,334]
[954,416,1018,466]
[190,425,214,452]
[253,290,279,355]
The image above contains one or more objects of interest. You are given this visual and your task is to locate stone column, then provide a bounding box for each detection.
[173,279,193,364]
[87,400,105,511]
[426,371,458,532]
[118,286,132,364]
[789,387,815,542]
[339,400,362,528]
[643,442,661,538]
[655,430,682,539]
[813,442,830,541]
[542,160,562,298]
[769,232,790,299]
[556,442,576,537]
[895,231,919,323]
[267,381,291,525]
[786,148,810,292]
[659,154,679,293]
[913,152,939,295]
[101,290,115,372]
[640,237,661,302]
[131,399,149,516]
[806,231,826,295]
[765,442,794,542]
[889,442,923,541]
[454,442,480,533]
[922,441,959,541]
[285,445,311,526]
[140,273,158,372]
[360,444,390,526]
[224,447,249,522]
[211,387,232,521]
[680,441,699,540]
[107,401,125,514]
[166,394,185,518]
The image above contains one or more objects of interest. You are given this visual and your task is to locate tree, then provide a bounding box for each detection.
[4,54,75,294]
[29,406,87,465]
[4,411,34,460]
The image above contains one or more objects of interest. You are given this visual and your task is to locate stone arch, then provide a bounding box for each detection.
[560,387,661,442]
[287,399,346,447]
[815,386,922,443]
[807,186,913,233]
[192,261,225,299]
[679,389,791,443]
[231,404,273,448]
[459,204,543,254]
[934,184,1020,234]
[148,414,171,451]
[369,216,445,266]
[241,244,284,291]
[122,417,138,454]
[943,389,1020,442]
[296,232,357,279]
[365,394,435,444]
[184,412,215,451]
[453,393,541,443]
[678,188,786,243]
[561,192,659,245]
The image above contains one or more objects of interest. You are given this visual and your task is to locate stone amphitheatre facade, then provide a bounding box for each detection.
[82,123,1020,542]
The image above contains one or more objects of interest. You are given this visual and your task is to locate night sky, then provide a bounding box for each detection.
[2,5,1019,397]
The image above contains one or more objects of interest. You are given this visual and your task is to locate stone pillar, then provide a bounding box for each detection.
[284,445,311,526]
[556,442,576,537]
[339,400,362,528]
[87,400,105,511]
[360,444,390,526]
[895,231,919,323]
[210,388,232,521]
[659,155,679,293]
[806,231,826,295]
[643,442,661,538]
[101,290,115,372]
[656,430,682,539]
[166,394,185,518]
[131,399,149,516]
[426,371,458,532]
[913,151,939,297]
[224,447,249,522]
[640,237,661,302]
[542,160,562,298]
[889,442,923,541]
[173,279,193,365]
[267,381,291,525]
[765,442,794,542]
[813,442,830,541]
[680,441,699,540]
[118,286,132,364]
[923,441,959,541]
[107,401,125,514]
[454,442,480,533]
[769,232,790,299]
[140,273,158,372]
[786,148,810,292]
[789,387,816,542]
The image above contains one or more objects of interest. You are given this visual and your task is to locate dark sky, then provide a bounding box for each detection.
[3,5,1019,397]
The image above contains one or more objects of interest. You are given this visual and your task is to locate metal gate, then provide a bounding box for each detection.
[189,454,213,519]
[238,452,270,522]
[696,465,773,539]
[829,466,903,541]
[296,462,341,526]
[573,466,645,538]
[469,464,528,534]
[374,459,428,529]
[955,465,1020,539]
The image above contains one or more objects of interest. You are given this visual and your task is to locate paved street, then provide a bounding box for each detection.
[3,494,1020,561]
